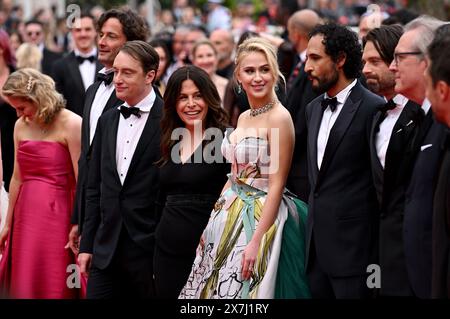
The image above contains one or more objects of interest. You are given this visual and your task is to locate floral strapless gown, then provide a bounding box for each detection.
[179,131,310,299]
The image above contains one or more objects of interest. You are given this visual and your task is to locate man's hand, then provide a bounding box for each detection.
[78,253,92,277]
[65,224,80,255]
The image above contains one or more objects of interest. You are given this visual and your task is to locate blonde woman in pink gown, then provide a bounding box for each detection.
[0,68,84,299]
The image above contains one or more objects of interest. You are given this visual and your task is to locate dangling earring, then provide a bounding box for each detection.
[274,83,279,92]
[237,82,242,94]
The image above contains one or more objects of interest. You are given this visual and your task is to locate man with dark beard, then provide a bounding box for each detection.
[362,25,422,297]
[304,23,384,298]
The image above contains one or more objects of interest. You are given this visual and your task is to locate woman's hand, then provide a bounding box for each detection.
[241,240,259,280]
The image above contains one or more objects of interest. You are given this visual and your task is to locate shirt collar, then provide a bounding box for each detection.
[99,67,114,75]
[325,79,357,105]
[422,98,432,114]
[390,94,408,108]
[119,89,156,113]
[74,47,97,58]
[300,50,307,63]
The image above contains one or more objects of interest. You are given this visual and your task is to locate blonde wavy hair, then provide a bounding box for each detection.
[233,37,285,96]
[15,43,42,70]
[2,68,65,125]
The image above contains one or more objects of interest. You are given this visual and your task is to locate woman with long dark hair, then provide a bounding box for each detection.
[154,65,230,298]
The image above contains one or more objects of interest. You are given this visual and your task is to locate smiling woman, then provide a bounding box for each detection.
[179,38,310,299]
[192,40,229,104]
[154,65,230,298]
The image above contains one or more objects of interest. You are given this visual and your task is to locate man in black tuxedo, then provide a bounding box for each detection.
[24,20,62,75]
[390,16,446,298]
[67,8,149,254]
[304,23,383,298]
[52,13,103,116]
[285,9,320,202]
[362,25,422,297]
[78,41,161,298]
[423,24,450,298]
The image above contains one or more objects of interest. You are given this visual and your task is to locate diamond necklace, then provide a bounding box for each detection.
[249,100,276,117]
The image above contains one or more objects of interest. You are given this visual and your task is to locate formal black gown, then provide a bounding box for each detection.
[154,142,230,298]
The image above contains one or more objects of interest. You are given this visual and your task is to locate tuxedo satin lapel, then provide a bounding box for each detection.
[83,82,102,143]
[102,90,123,114]
[95,61,103,78]
[318,88,361,179]
[308,98,324,180]
[123,97,162,187]
[67,53,85,92]
[108,110,121,184]
[370,111,384,172]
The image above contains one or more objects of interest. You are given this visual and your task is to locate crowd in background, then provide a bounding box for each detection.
[0,0,448,300]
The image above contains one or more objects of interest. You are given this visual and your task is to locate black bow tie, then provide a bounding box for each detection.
[96,72,113,86]
[120,105,141,119]
[378,99,397,113]
[321,97,338,112]
[76,55,95,64]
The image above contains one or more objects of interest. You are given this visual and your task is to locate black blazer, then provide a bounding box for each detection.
[369,100,422,296]
[403,112,447,298]
[305,82,383,277]
[79,95,163,269]
[52,51,103,116]
[41,47,62,76]
[432,130,450,298]
[71,81,123,233]
[285,63,318,202]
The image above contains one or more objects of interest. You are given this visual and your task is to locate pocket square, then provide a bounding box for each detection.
[420,144,432,151]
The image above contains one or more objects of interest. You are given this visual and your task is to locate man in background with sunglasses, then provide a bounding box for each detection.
[24,19,61,76]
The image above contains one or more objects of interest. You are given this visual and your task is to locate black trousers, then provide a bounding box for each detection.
[86,228,155,299]
[307,239,373,299]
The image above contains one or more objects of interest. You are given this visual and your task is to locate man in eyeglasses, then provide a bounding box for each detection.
[52,13,102,117]
[389,15,447,299]
[362,24,423,298]
[24,19,61,75]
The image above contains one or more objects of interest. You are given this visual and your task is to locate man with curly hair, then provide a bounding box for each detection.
[68,8,149,266]
[304,23,384,298]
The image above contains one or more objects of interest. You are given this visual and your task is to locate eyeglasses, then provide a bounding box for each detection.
[393,51,423,65]
[27,31,41,37]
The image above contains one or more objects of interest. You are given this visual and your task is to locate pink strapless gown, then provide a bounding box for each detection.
[0,140,85,299]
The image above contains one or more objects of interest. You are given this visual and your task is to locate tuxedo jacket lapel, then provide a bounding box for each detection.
[123,96,163,187]
[108,110,121,185]
[82,81,102,144]
[67,53,85,92]
[370,111,384,169]
[318,85,361,180]
[308,97,324,183]
[102,91,122,115]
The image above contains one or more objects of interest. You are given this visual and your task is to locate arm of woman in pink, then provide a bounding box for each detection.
[63,112,82,255]
[0,120,23,254]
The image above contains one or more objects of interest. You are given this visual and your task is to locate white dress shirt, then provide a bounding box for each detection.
[89,67,115,145]
[317,79,357,169]
[75,48,97,91]
[422,98,431,115]
[375,94,408,168]
[116,89,156,184]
